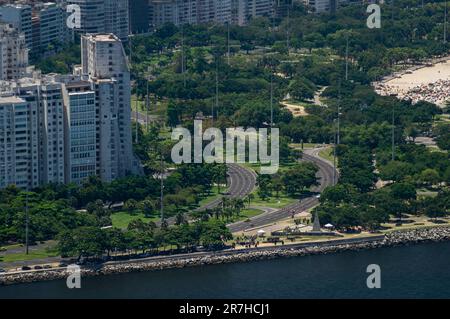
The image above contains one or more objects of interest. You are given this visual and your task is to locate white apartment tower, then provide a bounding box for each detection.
[0,23,29,81]
[149,0,271,27]
[81,34,133,182]
[232,0,274,26]
[0,95,39,189]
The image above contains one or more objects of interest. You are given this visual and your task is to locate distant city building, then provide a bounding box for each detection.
[0,23,29,81]
[0,33,137,189]
[232,0,273,25]
[0,2,73,55]
[31,2,73,53]
[66,0,130,42]
[148,0,273,27]
[129,0,150,34]
[0,3,33,48]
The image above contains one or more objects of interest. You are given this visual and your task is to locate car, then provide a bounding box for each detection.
[43,265,52,269]
[21,266,31,271]
[0,268,6,273]
[33,266,43,270]
[58,263,68,268]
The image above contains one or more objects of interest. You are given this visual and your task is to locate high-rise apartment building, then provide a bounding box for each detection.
[31,2,73,53]
[0,33,136,189]
[232,0,273,25]
[0,4,33,48]
[129,0,150,34]
[149,0,272,27]
[0,23,29,81]
[66,0,130,42]
[81,34,133,182]
[0,95,39,189]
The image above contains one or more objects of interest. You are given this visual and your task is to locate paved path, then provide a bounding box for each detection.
[228,148,337,233]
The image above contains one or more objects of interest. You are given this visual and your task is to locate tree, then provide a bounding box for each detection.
[289,77,316,101]
[419,169,440,187]
[124,199,139,215]
[282,163,319,196]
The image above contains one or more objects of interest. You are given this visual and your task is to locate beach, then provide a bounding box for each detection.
[374,57,450,107]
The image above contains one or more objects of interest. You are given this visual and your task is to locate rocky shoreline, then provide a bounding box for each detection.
[2,226,450,286]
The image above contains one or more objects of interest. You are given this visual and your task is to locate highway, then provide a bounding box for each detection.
[228,148,338,233]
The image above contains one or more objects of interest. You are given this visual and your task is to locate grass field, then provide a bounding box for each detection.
[111,212,159,229]
[250,194,298,209]
[319,147,334,163]
[0,247,59,263]
[131,95,168,117]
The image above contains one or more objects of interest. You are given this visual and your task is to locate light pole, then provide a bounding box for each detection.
[345,34,349,81]
[25,193,29,255]
[445,0,448,44]
[227,21,231,65]
[392,104,395,161]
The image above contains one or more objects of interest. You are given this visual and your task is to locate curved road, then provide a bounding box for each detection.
[228,148,338,233]
[196,164,257,211]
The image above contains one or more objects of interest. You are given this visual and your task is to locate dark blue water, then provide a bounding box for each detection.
[1,242,450,299]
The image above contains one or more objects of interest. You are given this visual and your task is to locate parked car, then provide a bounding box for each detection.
[21,266,31,271]
[0,268,6,273]
[34,266,43,270]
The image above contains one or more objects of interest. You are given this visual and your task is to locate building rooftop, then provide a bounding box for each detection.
[84,34,120,42]
[0,95,26,105]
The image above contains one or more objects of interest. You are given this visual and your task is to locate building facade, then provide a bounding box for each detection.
[0,4,33,48]
[81,34,133,182]
[0,95,39,189]
[66,0,130,42]
[32,2,73,53]
[0,33,136,189]
[0,23,29,81]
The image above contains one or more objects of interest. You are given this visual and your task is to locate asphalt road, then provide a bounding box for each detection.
[131,110,160,125]
[197,163,257,211]
[158,163,257,226]
[228,149,338,233]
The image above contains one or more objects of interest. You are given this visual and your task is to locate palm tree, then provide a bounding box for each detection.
[233,198,245,218]
[246,194,255,208]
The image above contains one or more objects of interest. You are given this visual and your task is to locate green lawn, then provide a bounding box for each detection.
[0,247,59,263]
[319,147,335,163]
[131,95,168,117]
[111,212,159,229]
[250,194,298,209]
[198,188,223,207]
[231,209,264,222]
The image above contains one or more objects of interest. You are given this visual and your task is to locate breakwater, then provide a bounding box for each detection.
[2,226,450,286]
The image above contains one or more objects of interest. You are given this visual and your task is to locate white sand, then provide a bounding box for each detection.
[375,59,450,106]
[386,60,450,91]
